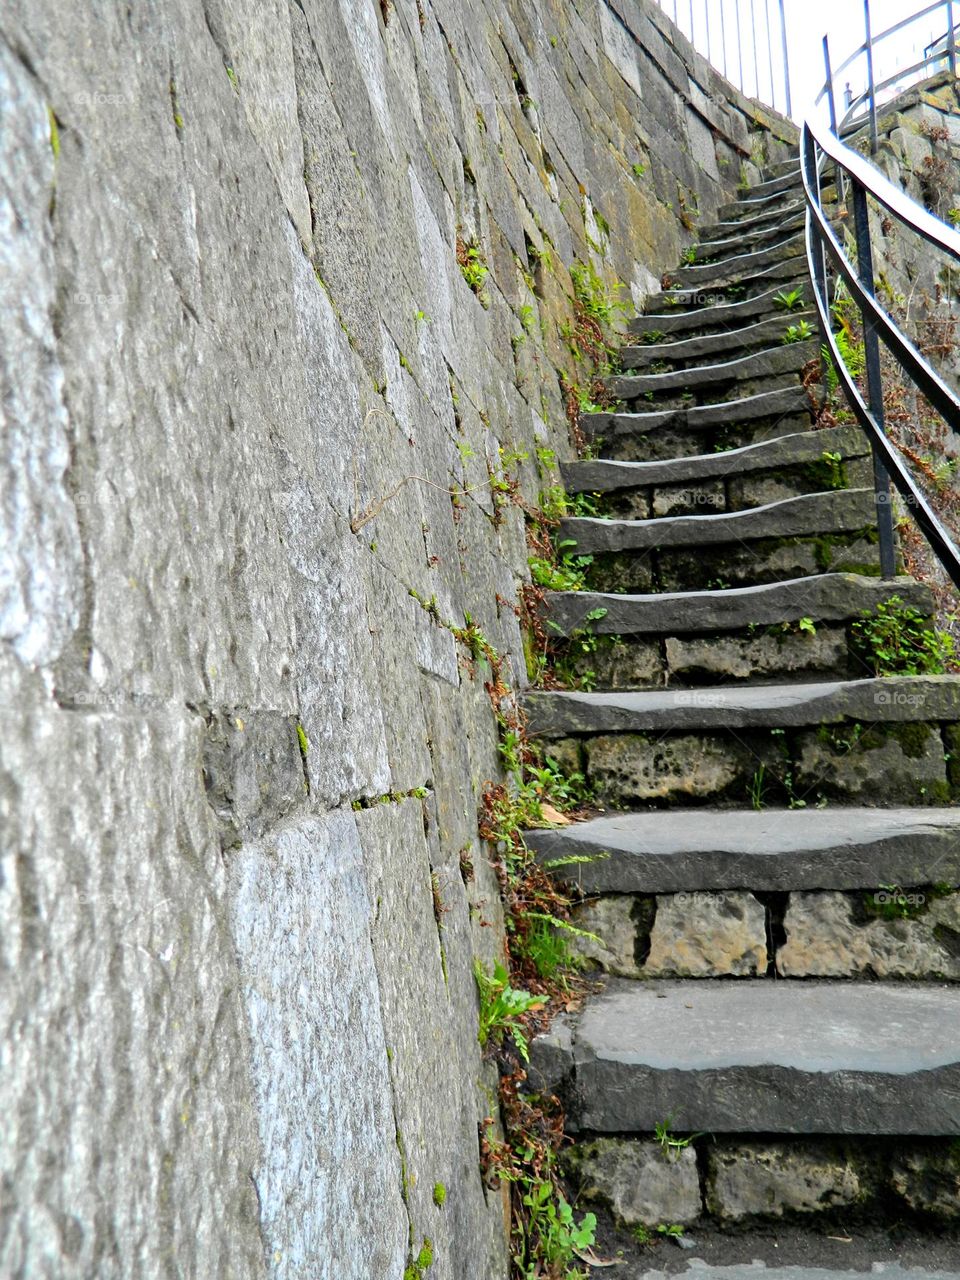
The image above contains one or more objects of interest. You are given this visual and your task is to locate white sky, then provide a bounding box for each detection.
[657,1,953,120]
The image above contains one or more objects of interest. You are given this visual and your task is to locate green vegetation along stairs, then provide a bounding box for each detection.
[525,156,960,1249]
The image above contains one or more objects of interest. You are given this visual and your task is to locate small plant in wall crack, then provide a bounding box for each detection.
[474,960,546,1061]
[456,231,490,306]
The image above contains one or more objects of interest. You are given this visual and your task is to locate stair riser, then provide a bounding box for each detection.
[586,530,881,594]
[695,212,805,261]
[542,721,958,810]
[593,458,873,520]
[566,886,960,982]
[668,237,805,290]
[659,259,809,308]
[564,1135,960,1233]
[628,286,808,336]
[559,623,858,691]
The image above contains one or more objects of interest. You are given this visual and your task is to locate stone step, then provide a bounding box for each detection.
[562,425,866,495]
[523,675,960,737]
[581,387,811,461]
[620,311,816,369]
[609,340,816,401]
[539,572,930,639]
[628,285,809,337]
[700,198,805,242]
[534,978,960,1134]
[717,185,804,222]
[526,806,960,893]
[747,166,802,197]
[694,208,805,262]
[668,232,805,291]
[658,255,809,307]
[638,1268,960,1280]
[559,488,876,556]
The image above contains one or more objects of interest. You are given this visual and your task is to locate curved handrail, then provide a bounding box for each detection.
[801,116,960,589]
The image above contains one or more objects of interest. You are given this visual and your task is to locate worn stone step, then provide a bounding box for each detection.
[540,572,930,639]
[535,978,960,1134]
[701,198,805,242]
[659,256,809,308]
[523,675,960,737]
[747,167,802,197]
[562,424,866,495]
[668,232,805,291]
[717,186,803,222]
[628,285,809,337]
[610,340,815,401]
[638,1268,960,1280]
[694,208,805,262]
[620,311,816,369]
[581,387,811,462]
[526,807,960,893]
[560,488,875,556]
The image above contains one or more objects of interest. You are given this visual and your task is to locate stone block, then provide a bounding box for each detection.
[568,1138,702,1228]
[706,1142,864,1222]
[891,1146,960,1220]
[585,732,771,806]
[647,891,767,977]
[665,626,848,683]
[778,891,960,979]
[795,722,948,805]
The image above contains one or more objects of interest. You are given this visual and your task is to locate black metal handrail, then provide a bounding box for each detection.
[801,115,960,589]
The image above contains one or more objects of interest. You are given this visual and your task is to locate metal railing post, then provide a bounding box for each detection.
[948,0,958,79]
[705,0,712,65]
[864,0,879,154]
[750,0,760,98]
[823,35,838,137]
[765,0,777,111]
[779,0,793,117]
[719,0,728,80]
[851,177,897,578]
[735,0,744,91]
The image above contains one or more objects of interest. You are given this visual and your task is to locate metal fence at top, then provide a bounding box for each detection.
[818,0,958,151]
[652,0,793,118]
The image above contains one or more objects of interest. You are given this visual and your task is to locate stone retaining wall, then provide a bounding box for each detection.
[0,0,797,1276]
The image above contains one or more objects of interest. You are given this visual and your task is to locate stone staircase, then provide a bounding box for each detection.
[526,158,960,1245]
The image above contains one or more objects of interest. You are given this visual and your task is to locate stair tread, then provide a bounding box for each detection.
[535,979,960,1133]
[629,284,807,334]
[620,311,815,368]
[610,339,816,396]
[525,806,960,892]
[559,488,875,552]
[523,675,960,734]
[581,386,809,440]
[562,425,865,491]
[669,232,805,288]
[540,573,930,637]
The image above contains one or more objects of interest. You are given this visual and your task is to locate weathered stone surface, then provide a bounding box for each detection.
[584,731,766,805]
[610,339,816,398]
[628,281,803,335]
[567,1138,702,1227]
[565,425,864,493]
[669,230,805,289]
[569,895,648,978]
[581,386,810,450]
[652,478,726,518]
[665,625,848,682]
[891,1147,960,1220]
[526,807,960,894]
[560,489,876,555]
[540,574,932,638]
[706,1143,863,1222]
[229,812,408,1278]
[778,891,960,979]
[646,891,767,977]
[524,678,960,738]
[2,0,799,1267]
[795,722,950,804]
[620,310,814,369]
[545,979,960,1135]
